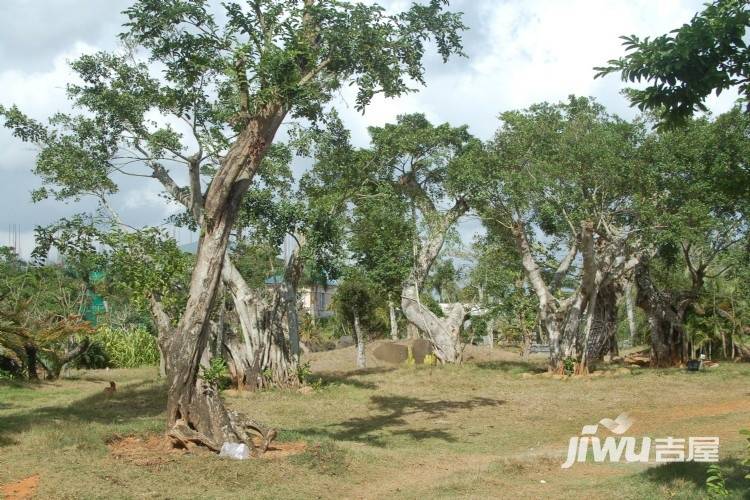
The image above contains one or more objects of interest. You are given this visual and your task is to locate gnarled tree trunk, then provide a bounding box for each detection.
[587,283,620,362]
[222,257,300,390]
[164,110,283,452]
[400,199,468,363]
[634,261,686,367]
[401,284,464,363]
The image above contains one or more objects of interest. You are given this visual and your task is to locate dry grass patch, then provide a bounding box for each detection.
[1,351,749,498]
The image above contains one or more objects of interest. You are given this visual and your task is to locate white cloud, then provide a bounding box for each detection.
[0,42,96,171]
[121,184,182,217]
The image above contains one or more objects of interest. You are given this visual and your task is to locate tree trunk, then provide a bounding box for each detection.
[164,111,283,452]
[158,346,167,378]
[546,322,564,372]
[24,344,38,381]
[486,317,495,349]
[401,284,464,363]
[625,280,637,346]
[584,283,619,365]
[406,323,420,339]
[354,313,366,369]
[388,298,399,341]
[222,258,299,390]
[521,322,532,361]
[149,295,173,379]
[401,198,468,363]
[635,261,686,367]
[49,337,91,379]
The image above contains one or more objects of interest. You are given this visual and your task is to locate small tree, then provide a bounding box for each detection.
[334,273,381,369]
[0,249,94,379]
[344,114,485,363]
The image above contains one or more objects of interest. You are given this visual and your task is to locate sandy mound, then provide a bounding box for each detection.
[1,474,39,500]
[108,435,189,467]
[257,440,307,459]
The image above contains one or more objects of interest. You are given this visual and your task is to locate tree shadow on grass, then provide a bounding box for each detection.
[297,395,505,446]
[641,459,749,497]
[312,366,397,390]
[0,380,166,448]
[474,360,546,374]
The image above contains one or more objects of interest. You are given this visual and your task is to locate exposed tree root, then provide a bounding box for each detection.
[167,411,277,456]
[168,419,220,452]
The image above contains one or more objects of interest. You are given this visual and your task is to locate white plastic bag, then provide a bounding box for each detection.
[219,442,250,460]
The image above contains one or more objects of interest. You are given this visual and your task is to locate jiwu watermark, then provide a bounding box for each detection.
[561,413,719,469]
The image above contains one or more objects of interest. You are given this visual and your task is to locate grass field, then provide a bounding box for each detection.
[1,343,749,499]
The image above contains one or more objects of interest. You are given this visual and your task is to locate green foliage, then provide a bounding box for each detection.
[33,219,193,327]
[484,96,641,235]
[0,249,95,377]
[297,361,313,384]
[426,259,461,303]
[200,357,231,389]
[596,0,750,127]
[333,272,383,329]
[419,293,444,318]
[96,326,159,368]
[741,429,750,480]
[71,340,110,369]
[706,463,730,497]
[121,0,465,120]
[348,185,413,294]
[563,357,575,376]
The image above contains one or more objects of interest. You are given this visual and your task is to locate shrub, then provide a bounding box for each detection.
[742,429,750,480]
[706,463,729,497]
[200,357,231,389]
[96,326,160,368]
[71,340,110,369]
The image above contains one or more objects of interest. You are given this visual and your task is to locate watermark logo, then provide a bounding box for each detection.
[561,413,719,469]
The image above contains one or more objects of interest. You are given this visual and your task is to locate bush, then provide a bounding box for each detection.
[200,357,231,389]
[71,341,110,369]
[96,326,160,368]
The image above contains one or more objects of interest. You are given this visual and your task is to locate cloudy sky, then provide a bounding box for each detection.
[0,0,739,258]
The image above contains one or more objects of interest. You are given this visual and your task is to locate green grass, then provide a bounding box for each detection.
[1,357,749,498]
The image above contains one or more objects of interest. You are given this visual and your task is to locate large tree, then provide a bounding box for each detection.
[479,97,644,372]
[1,0,465,451]
[632,107,750,366]
[363,114,483,363]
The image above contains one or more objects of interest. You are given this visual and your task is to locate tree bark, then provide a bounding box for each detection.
[149,295,172,379]
[634,261,686,367]
[625,280,637,346]
[401,284,464,363]
[591,283,620,361]
[221,257,300,390]
[400,199,468,363]
[388,298,399,341]
[354,313,366,369]
[511,219,628,373]
[486,317,495,349]
[512,221,582,372]
[24,344,38,381]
